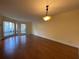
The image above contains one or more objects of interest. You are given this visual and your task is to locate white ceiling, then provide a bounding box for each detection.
[0,0,79,21]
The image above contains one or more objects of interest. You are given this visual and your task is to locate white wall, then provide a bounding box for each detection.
[0,16,3,39]
[32,9,79,48]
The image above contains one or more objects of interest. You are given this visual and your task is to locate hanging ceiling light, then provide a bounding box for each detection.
[43,5,51,21]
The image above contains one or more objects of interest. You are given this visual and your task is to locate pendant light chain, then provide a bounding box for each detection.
[46,5,49,16]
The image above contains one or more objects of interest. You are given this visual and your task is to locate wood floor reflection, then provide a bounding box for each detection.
[0,35,78,59]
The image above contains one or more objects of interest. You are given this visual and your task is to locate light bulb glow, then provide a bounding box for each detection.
[43,16,51,21]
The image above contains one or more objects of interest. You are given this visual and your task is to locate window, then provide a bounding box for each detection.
[3,21,15,37]
[3,21,27,37]
[21,24,26,34]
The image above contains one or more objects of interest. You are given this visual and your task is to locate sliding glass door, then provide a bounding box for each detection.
[21,24,26,34]
[3,21,15,37]
[3,21,27,37]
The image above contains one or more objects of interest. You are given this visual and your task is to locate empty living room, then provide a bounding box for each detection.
[0,0,79,59]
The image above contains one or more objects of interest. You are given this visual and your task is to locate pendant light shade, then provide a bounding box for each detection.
[43,16,51,21]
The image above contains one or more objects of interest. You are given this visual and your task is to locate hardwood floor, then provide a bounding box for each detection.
[0,35,78,59]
